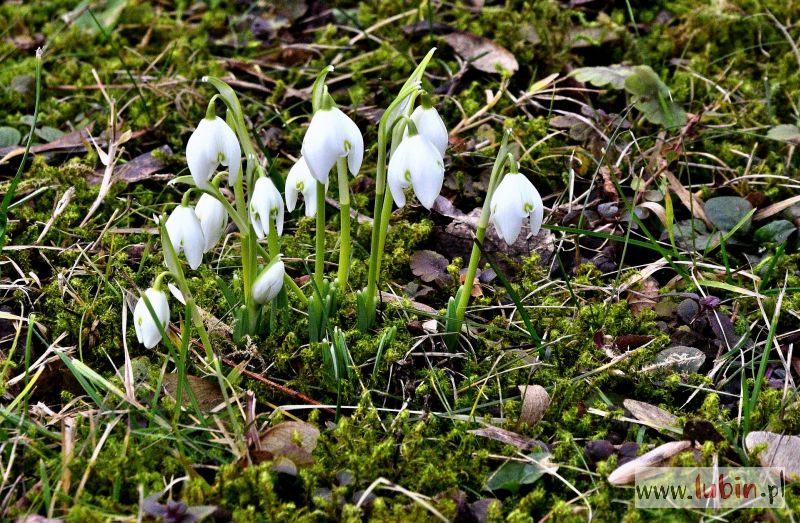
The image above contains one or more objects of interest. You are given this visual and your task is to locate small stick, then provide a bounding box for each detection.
[221,358,336,415]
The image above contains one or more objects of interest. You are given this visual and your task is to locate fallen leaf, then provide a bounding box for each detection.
[469,425,547,452]
[518,385,550,426]
[608,440,693,485]
[683,419,724,444]
[410,250,451,287]
[261,421,319,455]
[162,374,225,412]
[745,431,800,479]
[627,277,659,316]
[645,345,705,374]
[90,145,172,185]
[378,291,439,315]
[623,399,678,431]
[443,31,518,74]
[0,124,94,165]
[258,421,320,475]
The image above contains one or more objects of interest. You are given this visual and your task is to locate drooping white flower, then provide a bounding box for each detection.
[165,205,205,271]
[409,105,448,157]
[252,257,285,304]
[285,156,322,218]
[301,107,363,184]
[387,134,444,209]
[249,177,284,240]
[186,116,241,190]
[489,172,544,245]
[133,288,170,348]
[194,193,228,252]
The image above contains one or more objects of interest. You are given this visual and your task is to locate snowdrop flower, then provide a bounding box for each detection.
[186,116,241,190]
[249,177,284,240]
[285,156,322,217]
[194,193,228,252]
[165,205,205,271]
[387,133,444,209]
[252,257,285,304]
[409,105,448,156]
[301,107,363,184]
[489,172,544,245]
[133,288,170,348]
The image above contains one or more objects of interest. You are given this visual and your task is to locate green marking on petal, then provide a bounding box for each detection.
[404,170,412,182]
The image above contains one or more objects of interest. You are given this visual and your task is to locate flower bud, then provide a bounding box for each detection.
[252,257,285,304]
[133,288,170,348]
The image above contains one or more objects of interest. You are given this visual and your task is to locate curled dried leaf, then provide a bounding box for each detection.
[518,385,550,426]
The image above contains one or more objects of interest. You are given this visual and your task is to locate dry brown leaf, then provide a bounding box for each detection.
[753,194,800,221]
[744,431,800,479]
[443,31,518,74]
[261,420,319,454]
[608,440,693,485]
[90,145,172,185]
[410,250,451,287]
[623,399,679,431]
[162,374,225,412]
[0,124,95,165]
[626,277,659,316]
[664,170,712,228]
[378,291,439,315]
[468,425,545,451]
[519,385,550,426]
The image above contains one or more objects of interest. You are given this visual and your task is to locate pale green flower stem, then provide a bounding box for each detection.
[453,136,513,327]
[362,88,422,328]
[160,221,243,448]
[315,181,326,289]
[336,157,351,288]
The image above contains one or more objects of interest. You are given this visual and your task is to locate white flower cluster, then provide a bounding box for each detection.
[134,65,547,348]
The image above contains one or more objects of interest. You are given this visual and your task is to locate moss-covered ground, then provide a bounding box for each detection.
[1,0,800,521]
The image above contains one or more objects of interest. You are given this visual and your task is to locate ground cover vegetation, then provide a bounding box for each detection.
[1,0,800,521]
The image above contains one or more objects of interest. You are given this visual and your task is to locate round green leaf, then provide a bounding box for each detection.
[704,196,752,233]
[755,220,797,244]
[0,127,22,147]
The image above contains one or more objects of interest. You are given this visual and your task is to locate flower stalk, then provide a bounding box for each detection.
[450,130,513,338]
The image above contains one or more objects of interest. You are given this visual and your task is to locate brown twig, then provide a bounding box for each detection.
[221,358,336,415]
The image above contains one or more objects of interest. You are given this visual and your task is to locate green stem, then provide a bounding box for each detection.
[374,187,395,278]
[267,223,279,258]
[315,181,326,288]
[336,158,351,288]
[453,133,512,325]
[159,219,244,448]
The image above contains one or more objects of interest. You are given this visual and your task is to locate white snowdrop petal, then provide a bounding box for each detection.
[302,110,339,184]
[252,259,285,304]
[341,110,364,176]
[409,138,444,209]
[489,172,543,245]
[134,288,170,349]
[411,106,448,157]
[303,184,318,217]
[195,193,228,252]
[529,184,544,235]
[186,119,216,190]
[387,145,412,208]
